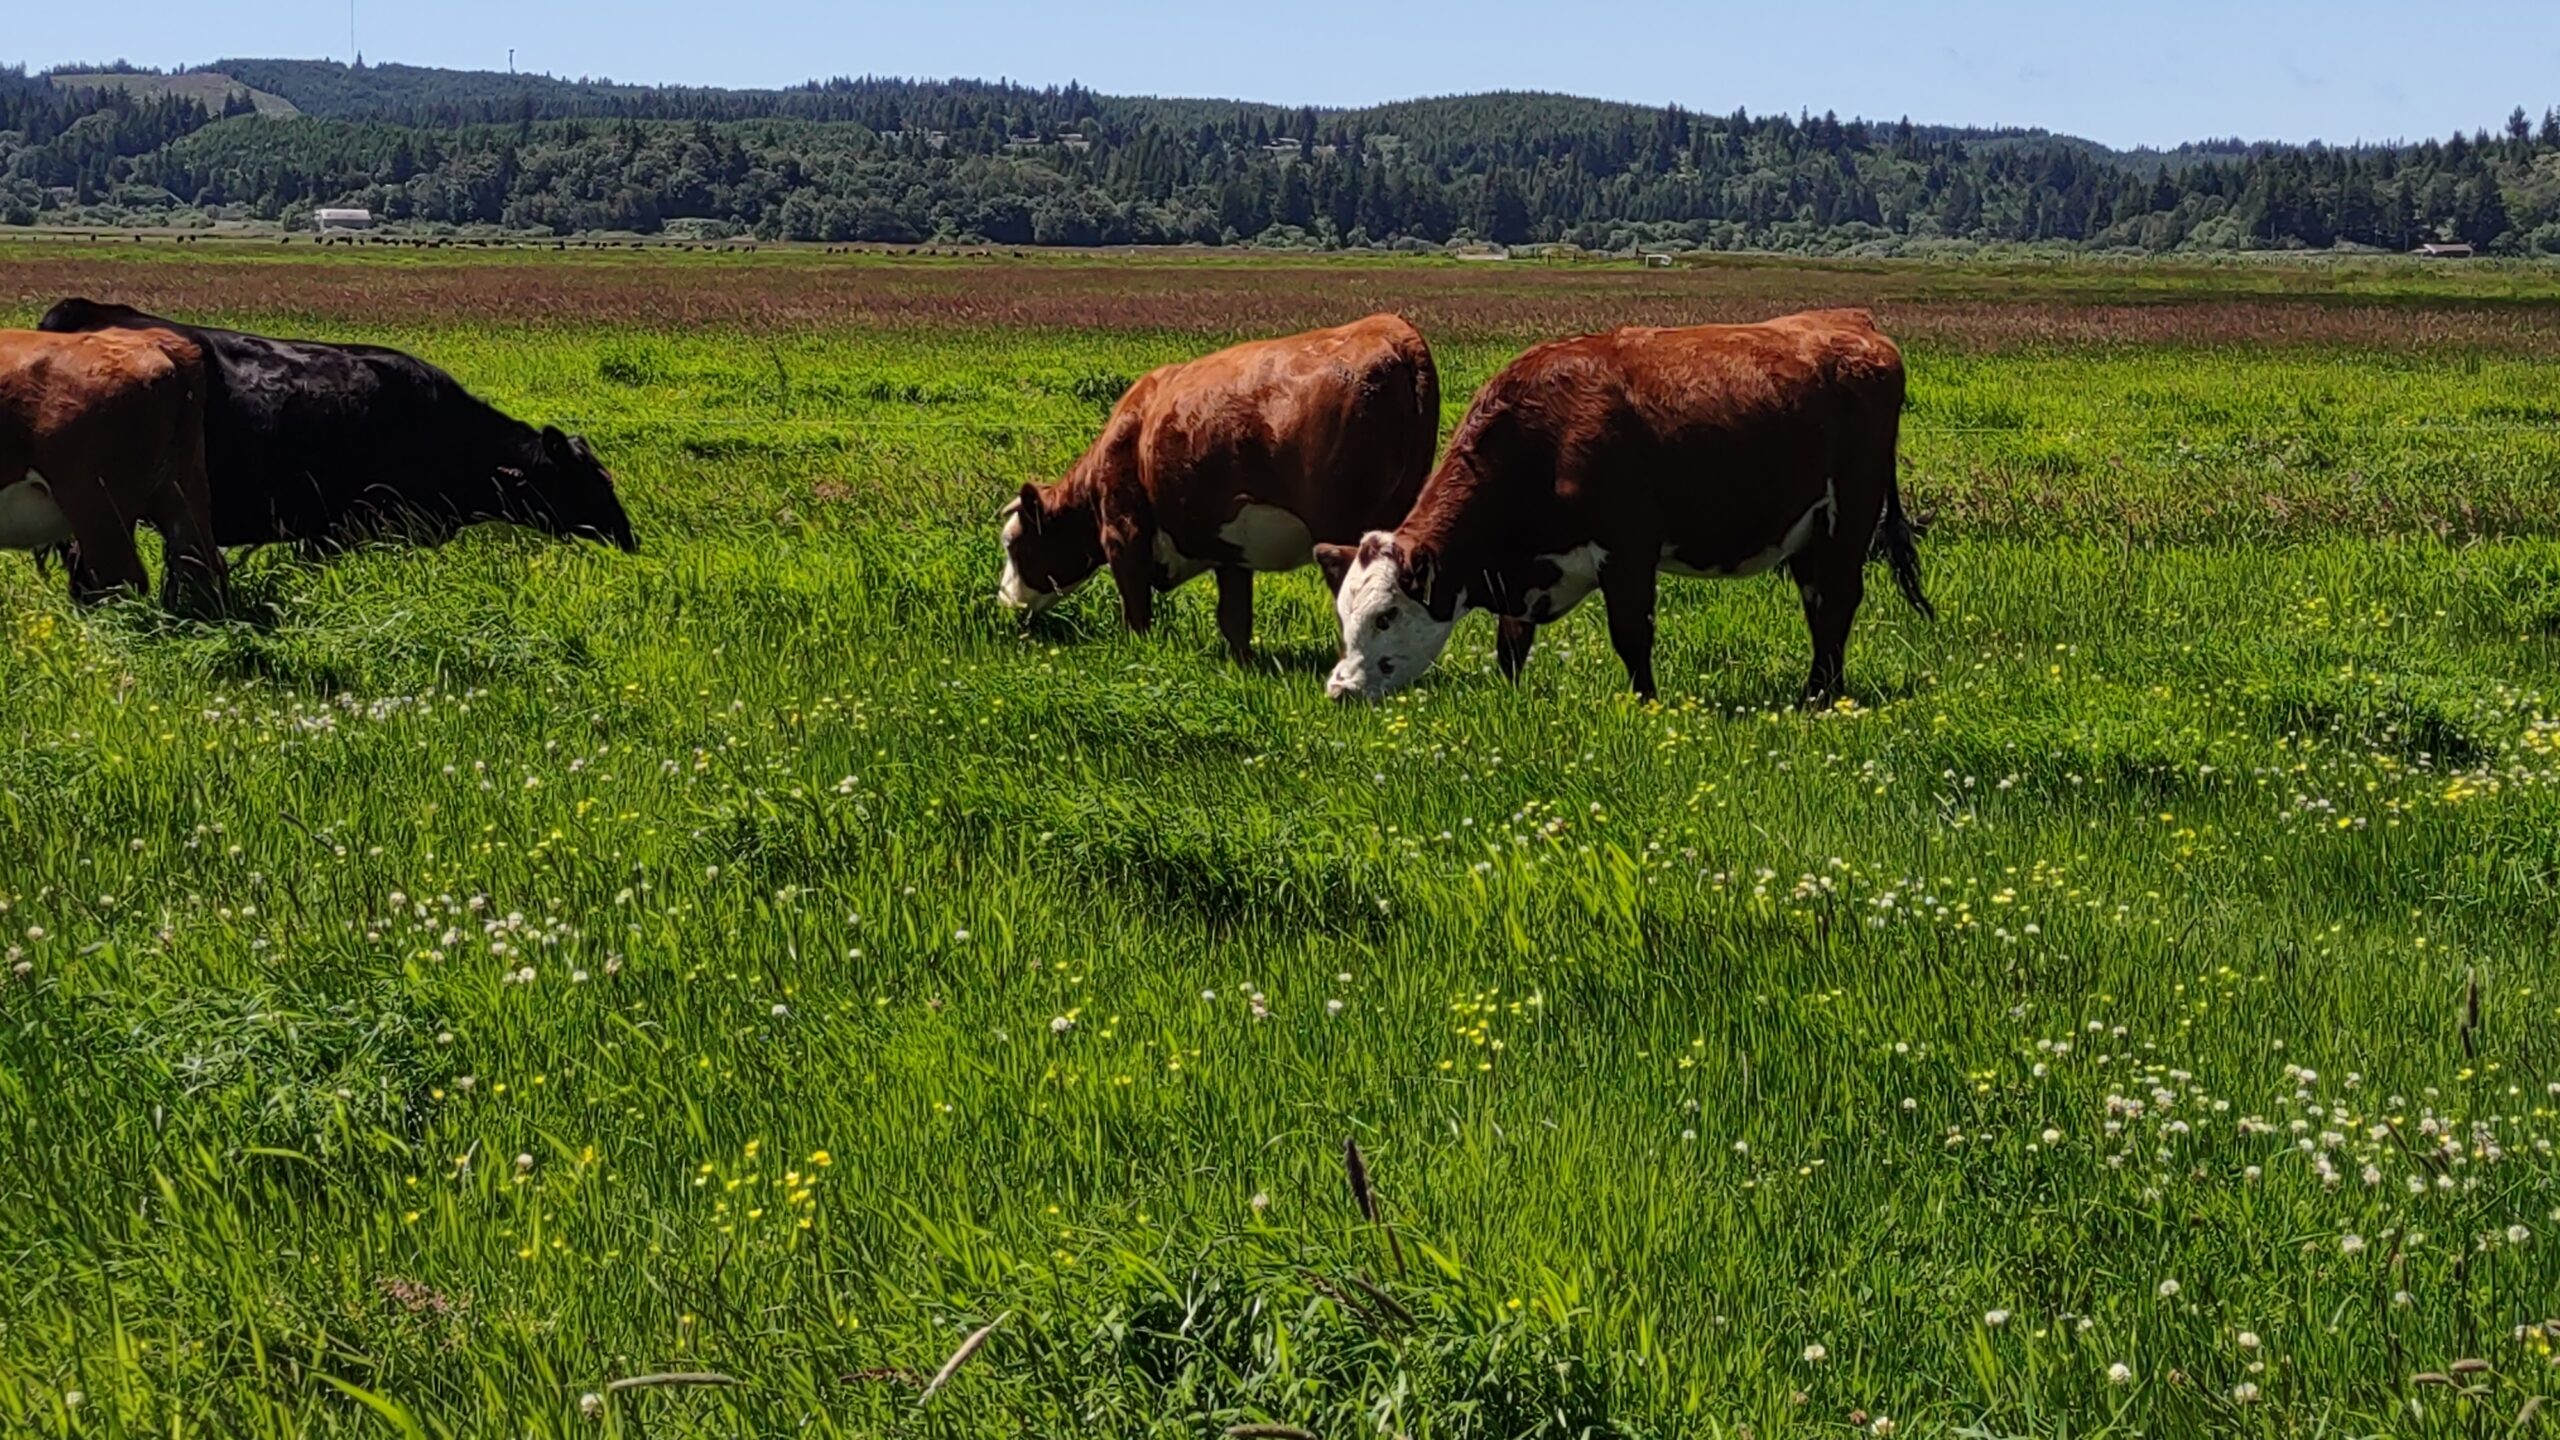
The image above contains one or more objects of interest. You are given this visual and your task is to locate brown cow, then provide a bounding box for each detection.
[1316,309,1930,704]
[998,314,1439,661]
[1,328,226,614]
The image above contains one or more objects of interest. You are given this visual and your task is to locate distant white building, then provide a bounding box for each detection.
[313,207,374,232]
[2415,241,2474,259]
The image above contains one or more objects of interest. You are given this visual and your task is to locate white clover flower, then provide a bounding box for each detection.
[2237,1331,2261,1352]
[2232,1382,2259,1404]
[2341,1234,2366,1256]
[2509,1224,2532,1245]
[1985,1309,2010,1327]
[2107,1362,2132,1385]
[1802,1343,1828,1363]
[579,1392,604,1418]
[2158,1279,2181,1298]
[2041,1128,2062,1145]
[1050,1015,1074,1034]
[514,1153,535,1173]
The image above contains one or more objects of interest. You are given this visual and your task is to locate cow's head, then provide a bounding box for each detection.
[997,481,1103,615]
[1319,531,1461,702]
[35,296,154,335]
[520,427,639,552]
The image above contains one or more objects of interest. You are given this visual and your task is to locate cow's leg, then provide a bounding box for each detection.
[1496,616,1538,682]
[144,451,228,619]
[1599,555,1659,699]
[1214,565,1254,663]
[45,472,147,604]
[1107,527,1156,635]
[1793,547,1866,709]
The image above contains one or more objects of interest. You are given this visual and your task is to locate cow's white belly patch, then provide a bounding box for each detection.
[0,473,74,552]
[1152,529,1216,586]
[1159,503,1318,582]
[1523,541,1607,619]
[1219,503,1316,571]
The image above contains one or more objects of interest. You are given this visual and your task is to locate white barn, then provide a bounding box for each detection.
[313,207,374,232]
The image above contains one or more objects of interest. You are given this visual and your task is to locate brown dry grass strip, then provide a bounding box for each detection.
[9,251,2560,351]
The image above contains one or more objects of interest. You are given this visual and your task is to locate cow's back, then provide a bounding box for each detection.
[0,329,197,433]
[1128,314,1437,546]
[1412,310,1905,572]
[40,301,528,545]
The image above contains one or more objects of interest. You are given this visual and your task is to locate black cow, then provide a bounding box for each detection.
[36,298,637,556]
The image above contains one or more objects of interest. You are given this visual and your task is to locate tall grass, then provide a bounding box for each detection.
[2,251,2558,1437]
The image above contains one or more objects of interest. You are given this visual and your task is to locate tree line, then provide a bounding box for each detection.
[7,61,2560,255]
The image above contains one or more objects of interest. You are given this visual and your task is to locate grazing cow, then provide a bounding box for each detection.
[36,298,637,555]
[1,328,227,613]
[1317,309,1931,704]
[998,314,1438,661]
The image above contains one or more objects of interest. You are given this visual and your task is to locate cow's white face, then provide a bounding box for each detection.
[995,509,1051,612]
[1322,533,1458,702]
[996,502,1092,615]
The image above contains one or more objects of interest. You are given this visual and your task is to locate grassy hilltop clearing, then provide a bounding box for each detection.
[4,244,2560,1437]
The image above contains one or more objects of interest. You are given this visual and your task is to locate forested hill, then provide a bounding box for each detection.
[6,58,2559,255]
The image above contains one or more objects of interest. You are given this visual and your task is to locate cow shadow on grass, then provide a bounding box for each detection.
[1680,668,1934,715]
[1244,637,1340,676]
[995,602,1341,677]
[73,565,294,635]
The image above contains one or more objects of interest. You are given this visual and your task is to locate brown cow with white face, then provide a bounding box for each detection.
[998,314,1438,661]
[1317,309,1931,705]
[1,327,226,615]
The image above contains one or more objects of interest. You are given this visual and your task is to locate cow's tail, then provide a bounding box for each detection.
[1879,475,1934,620]
[1868,368,1935,621]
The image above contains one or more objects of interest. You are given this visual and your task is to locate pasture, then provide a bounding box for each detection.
[4,242,2560,1438]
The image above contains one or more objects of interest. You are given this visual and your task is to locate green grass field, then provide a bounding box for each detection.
[5,246,2560,1438]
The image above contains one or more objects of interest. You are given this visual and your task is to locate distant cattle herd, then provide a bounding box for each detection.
[4,298,1928,704]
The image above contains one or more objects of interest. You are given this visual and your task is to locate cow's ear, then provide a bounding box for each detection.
[1314,542,1355,594]
[1401,546,1439,604]
[1014,483,1044,526]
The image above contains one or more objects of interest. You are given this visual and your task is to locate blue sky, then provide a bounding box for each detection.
[17,0,2560,150]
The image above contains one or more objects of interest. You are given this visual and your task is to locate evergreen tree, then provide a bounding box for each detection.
[1476,166,1530,244]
